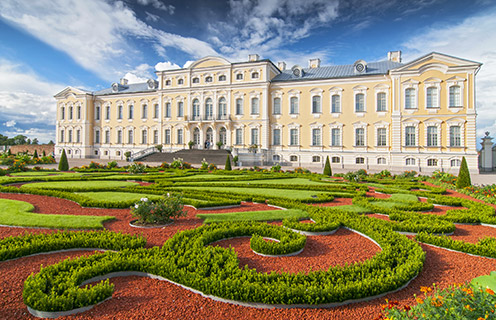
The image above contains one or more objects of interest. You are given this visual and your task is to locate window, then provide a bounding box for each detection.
[451,159,461,167]
[250,128,258,145]
[356,157,365,164]
[251,97,259,115]
[219,75,226,81]
[331,128,341,146]
[76,130,80,143]
[273,128,281,145]
[290,155,298,162]
[95,130,100,144]
[251,72,259,79]
[427,159,438,167]
[218,97,227,118]
[95,106,100,120]
[105,106,110,120]
[355,93,365,112]
[312,156,321,163]
[273,155,280,162]
[427,126,438,147]
[69,106,73,120]
[192,77,199,84]
[128,105,134,119]
[154,104,159,118]
[449,85,461,107]
[77,106,81,120]
[177,129,183,144]
[60,130,64,142]
[312,128,321,146]
[141,129,147,144]
[273,97,281,115]
[205,76,213,83]
[205,98,213,119]
[117,130,122,144]
[235,128,243,145]
[450,126,461,147]
[355,128,365,146]
[405,126,416,146]
[377,128,387,146]
[235,98,243,115]
[61,106,65,120]
[165,102,171,118]
[405,88,415,109]
[426,87,438,108]
[312,96,321,113]
[177,102,184,117]
[290,128,298,146]
[332,156,340,163]
[164,129,170,144]
[68,130,73,143]
[192,99,200,119]
[118,105,123,120]
[142,105,148,119]
[290,97,298,114]
[178,78,184,85]
[116,151,121,156]
[406,158,416,166]
[165,80,171,86]
[236,73,243,80]
[331,95,341,113]
[105,130,110,144]
[377,157,386,165]
[376,92,386,111]
[128,129,133,144]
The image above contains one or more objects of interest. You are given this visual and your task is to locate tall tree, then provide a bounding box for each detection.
[456,156,472,188]
[58,149,69,171]
[31,138,39,145]
[323,156,332,176]
[225,155,232,171]
[13,135,27,145]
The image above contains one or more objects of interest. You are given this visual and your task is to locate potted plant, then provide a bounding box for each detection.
[155,144,163,152]
[188,141,194,149]
[216,141,223,149]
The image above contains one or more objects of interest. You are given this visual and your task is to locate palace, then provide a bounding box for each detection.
[54,51,481,172]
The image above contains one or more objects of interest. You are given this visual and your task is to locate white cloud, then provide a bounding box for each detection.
[4,120,16,127]
[401,10,496,142]
[0,0,215,81]
[137,0,175,14]
[183,61,194,68]
[145,11,160,22]
[155,61,180,71]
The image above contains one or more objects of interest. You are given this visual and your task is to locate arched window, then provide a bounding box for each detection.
[69,106,73,120]
[290,155,298,162]
[331,156,340,163]
[205,98,213,119]
[192,77,199,84]
[377,157,386,164]
[61,106,65,120]
[235,98,243,115]
[451,159,461,167]
[273,155,281,162]
[312,155,321,163]
[219,127,227,145]
[77,106,81,120]
[405,158,416,166]
[206,127,213,144]
[218,97,227,119]
[355,157,365,164]
[165,80,171,86]
[449,85,461,107]
[236,73,243,80]
[193,128,200,146]
[427,159,438,166]
[251,72,259,79]
[205,76,213,83]
[192,99,200,120]
[219,75,226,81]
[178,78,184,85]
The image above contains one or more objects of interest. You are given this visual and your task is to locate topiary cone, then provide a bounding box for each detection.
[323,156,332,176]
[58,149,69,171]
[225,155,232,171]
[456,156,471,188]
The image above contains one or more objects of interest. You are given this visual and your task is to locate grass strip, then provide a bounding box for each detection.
[197,209,308,223]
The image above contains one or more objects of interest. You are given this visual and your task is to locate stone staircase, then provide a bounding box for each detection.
[138,149,231,166]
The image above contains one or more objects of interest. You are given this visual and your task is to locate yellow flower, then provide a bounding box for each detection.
[416,297,424,304]
[486,288,495,295]
[420,286,432,294]
[465,304,474,311]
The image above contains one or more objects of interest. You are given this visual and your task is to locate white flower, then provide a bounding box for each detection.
[140,197,148,202]
[167,193,170,197]
[134,204,139,209]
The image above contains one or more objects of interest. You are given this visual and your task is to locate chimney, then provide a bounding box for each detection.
[309,58,321,68]
[248,54,260,62]
[388,51,402,63]
[120,78,128,85]
[277,61,286,71]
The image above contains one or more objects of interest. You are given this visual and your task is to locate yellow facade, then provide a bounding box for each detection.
[54,52,481,172]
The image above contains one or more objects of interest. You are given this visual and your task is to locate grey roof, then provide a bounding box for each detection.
[271,60,404,82]
[93,82,156,96]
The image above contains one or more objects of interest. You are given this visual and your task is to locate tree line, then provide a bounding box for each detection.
[0,134,54,146]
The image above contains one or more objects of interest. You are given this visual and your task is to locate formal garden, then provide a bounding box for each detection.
[1,154,496,319]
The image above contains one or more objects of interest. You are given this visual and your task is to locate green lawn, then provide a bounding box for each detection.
[0,199,113,229]
[9,172,66,177]
[77,192,163,203]
[197,209,308,223]
[174,186,325,200]
[334,205,372,213]
[21,180,138,190]
[389,193,418,202]
[177,177,343,186]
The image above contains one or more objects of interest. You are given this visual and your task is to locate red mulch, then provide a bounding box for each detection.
[1,189,496,320]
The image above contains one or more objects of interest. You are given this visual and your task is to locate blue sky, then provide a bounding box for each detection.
[0,0,495,143]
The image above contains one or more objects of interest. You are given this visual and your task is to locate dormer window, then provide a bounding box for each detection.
[165,80,171,86]
[111,83,119,92]
[192,77,199,84]
[205,76,213,83]
[236,73,243,80]
[178,78,184,85]
[147,79,157,89]
[219,75,226,81]
[251,72,259,79]
[353,60,367,74]
[291,65,304,78]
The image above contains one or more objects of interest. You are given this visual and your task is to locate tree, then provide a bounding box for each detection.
[12,135,27,145]
[323,156,332,176]
[48,140,55,145]
[225,155,232,171]
[58,149,69,171]
[32,138,39,145]
[33,150,39,159]
[42,150,46,157]
[456,156,471,188]
[7,148,11,156]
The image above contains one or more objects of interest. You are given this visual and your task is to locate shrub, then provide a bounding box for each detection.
[323,156,332,176]
[456,156,471,188]
[124,151,132,161]
[89,161,104,169]
[127,162,146,174]
[398,170,417,178]
[8,159,27,172]
[271,164,281,173]
[171,158,187,169]
[225,155,232,171]
[201,158,208,170]
[42,150,46,157]
[188,141,194,149]
[58,149,69,171]
[33,150,39,159]
[233,155,239,166]
[155,144,163,152]
[131,194,185,224]
[208,163,217,171]
[160,161,169,169]
[107,161,118,169]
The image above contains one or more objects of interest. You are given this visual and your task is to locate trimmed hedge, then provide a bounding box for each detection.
[415,232,496,258]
